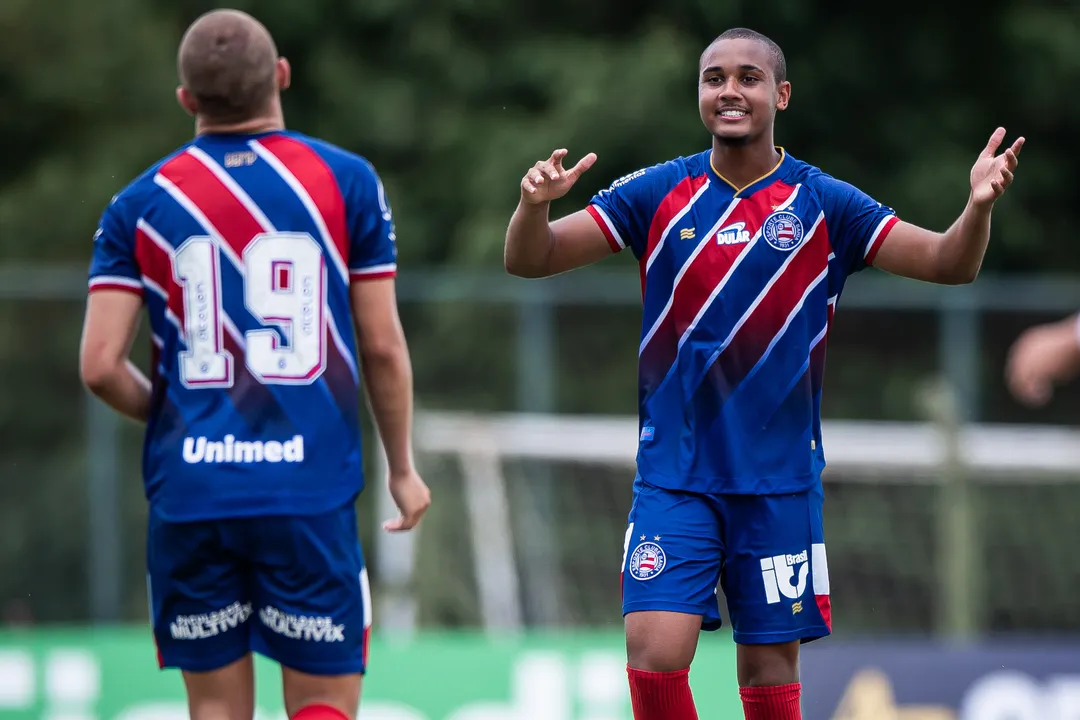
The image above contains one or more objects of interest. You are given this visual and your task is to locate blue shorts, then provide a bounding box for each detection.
[621,475,832,645]
[146,500,371,675]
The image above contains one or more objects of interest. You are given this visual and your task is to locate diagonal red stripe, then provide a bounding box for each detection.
[135,226,185,329]
[639,181,797,392]
[257,135,349,266]
[638,174,709,300]
[158,152,267,261]
[705,216,830,397]
[642,174,709,271]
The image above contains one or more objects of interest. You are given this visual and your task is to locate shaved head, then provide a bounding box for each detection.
[703,28,787,84]
[177,9,279,124]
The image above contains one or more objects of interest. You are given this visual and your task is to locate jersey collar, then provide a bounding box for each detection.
[708,146,789,198]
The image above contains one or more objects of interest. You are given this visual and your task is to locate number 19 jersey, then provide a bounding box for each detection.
[87,130,397,522]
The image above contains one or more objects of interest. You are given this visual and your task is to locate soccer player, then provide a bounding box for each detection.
[503,28,1022,720]
[1006,312,1080,406]
[78,9,430,720]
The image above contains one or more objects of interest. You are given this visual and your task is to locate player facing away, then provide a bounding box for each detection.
[78,9,430,720]
[1006,311,1080,406]
[504,28,1022,720]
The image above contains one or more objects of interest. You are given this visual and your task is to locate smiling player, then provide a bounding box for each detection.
[503,27,1022,720]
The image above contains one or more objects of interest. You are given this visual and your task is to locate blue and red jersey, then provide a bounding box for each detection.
[588,148,898,495]
[88,130,397,521]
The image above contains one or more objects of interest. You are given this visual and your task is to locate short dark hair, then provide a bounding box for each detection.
[178,10,278,123]
[707,28,787,84]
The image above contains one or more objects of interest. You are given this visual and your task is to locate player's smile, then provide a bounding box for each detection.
[717,106,750,122]
[706,94,758,139]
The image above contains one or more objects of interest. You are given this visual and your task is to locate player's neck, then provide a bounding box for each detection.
[709,137,782,191]
[194,113,285,138]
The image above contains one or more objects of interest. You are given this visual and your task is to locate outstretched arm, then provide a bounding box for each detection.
[871,128,1024,284]
[504,149,612,278]
[1005,312,1080,407]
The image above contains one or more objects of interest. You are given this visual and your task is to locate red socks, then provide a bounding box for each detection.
[625,665,800,719]
[291,704,350,720]
[627,666,699,719]
[740,683,802,719]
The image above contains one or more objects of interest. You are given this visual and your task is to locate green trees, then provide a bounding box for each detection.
[1,0,1077,624]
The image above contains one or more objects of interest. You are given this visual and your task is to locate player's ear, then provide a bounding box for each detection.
[276,57,291,91]
[775,80,791,111]
[176,86,198,117]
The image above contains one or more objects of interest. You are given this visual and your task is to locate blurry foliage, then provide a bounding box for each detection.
[4,0,1074,271]
[1,0,1080,626]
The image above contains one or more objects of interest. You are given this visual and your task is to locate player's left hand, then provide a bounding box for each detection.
[383,469,432,532]
[969,127,1024,209]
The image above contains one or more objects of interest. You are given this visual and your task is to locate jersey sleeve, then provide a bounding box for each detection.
[586,166,663,260]
[816,175,900,276]
[87,197,143,297]
[345,160,398,281]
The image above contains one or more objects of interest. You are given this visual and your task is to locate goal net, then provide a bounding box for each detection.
[370,405,1080,638]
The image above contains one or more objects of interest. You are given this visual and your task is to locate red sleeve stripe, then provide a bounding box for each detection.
[89,276,144,296]
[864,215,899,266]
[350,263,397,281]
[586,204,625,253]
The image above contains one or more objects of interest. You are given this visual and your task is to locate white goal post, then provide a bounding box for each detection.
[372,409,1080,636]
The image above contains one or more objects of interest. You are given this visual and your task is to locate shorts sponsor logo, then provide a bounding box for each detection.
[169,601,252,640]
[259,605,345,643]
[182,434,305,464]
[761,549,810,604]
[628,541,666,581]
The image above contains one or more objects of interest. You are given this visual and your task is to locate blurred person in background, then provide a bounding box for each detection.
[78,8,428,720]
[504,26,1022,720]
[1006,312,1080,406]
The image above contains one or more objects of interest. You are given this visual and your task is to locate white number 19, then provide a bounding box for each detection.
[173,232,327,388]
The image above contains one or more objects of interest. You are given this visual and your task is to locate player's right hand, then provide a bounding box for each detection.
[520,149,597,204]
[383,470,431,532]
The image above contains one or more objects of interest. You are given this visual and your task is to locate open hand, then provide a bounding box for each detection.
[383,469,431,532]
[970,128,1024,208]
[520,149,597,204]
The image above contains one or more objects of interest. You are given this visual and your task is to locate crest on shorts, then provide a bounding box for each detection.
[628,541,667,581]
[762,211,804,251]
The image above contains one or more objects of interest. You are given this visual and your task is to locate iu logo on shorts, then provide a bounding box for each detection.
[760,549,810,604]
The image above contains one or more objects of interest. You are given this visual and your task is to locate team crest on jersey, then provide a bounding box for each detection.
[628,541,667,581]
[762,211,804,251]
